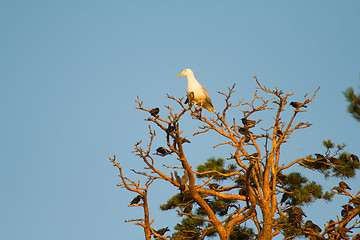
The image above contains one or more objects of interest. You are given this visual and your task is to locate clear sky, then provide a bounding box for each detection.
[1,1,359,239]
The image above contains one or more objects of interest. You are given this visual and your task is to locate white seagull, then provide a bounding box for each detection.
[177,69,216,112]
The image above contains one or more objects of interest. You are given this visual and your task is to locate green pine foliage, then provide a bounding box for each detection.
[196,158,236,180]
[344,85,360,121]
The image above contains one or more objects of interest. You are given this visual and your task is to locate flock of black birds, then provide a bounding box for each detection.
[133,102,359,238]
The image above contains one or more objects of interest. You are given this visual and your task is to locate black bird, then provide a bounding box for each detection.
[243,135,251,143]
[314,153,325,159]
[150,108,159,117]
[156,147,171,156]
[208,183,220,190]
[183,203,193,213]
[339,181,351,190]
[292,206,307,217]
[351,154,359,164]
[305,220,313,228]
[276,129,283,136]
[305,220,321,233]
[156,227,170,236]
[341,208,348,218]
[167,124,175,134]
[241,118,256,128]
[238,126,251,135]
[248,153,259,159]
[290,102,307,109]
[329,157,341,165]
[280,192,290,205]
[315,153,327,163]
[130,195,142,205]
[238,187,247,196]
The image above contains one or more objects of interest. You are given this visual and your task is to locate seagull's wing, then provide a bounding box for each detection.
[201,85,215,111]
[201,85,213,105]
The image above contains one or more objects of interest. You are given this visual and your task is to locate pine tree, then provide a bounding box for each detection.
[110,77,360,240]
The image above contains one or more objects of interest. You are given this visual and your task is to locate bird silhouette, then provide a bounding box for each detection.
[156,147,171,156]
[339,181,351,190]
[167,124,176,134]
[177,69,215,112]
[329,157,341,165]
[241,118,256,128]
[207,183,220,190]
[130,195,142,205]
[238,126,251,135]
[350,154,359,164]
[280,192,290,205]
[156,227,170,236]
[290,102,307,109]
[150,108,159,117]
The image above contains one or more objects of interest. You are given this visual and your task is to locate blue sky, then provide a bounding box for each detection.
[1,1,359,239]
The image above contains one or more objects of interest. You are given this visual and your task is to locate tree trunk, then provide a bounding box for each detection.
[258,206,274,240]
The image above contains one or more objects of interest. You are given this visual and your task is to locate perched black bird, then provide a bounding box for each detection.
[243,135,251,143]
[276,129,283,136]
[238,187,247,196]
[339,181,351,190]
[130,195,142,205]
[150,108,159,117]
[156,227,170,236]
[314,153,327,163]
[305,220,313,228]
[208,183,220,190]
[305,220,321,233]
[292,206,307,217]
[238,126,251,135]
[341,208,348,218]
[248,153,259,159]
[167,124,176,134]
[280,192,290,205]
[329,157,341,165]
[241,118,256,128]
[314,153,325,159]
[351,154,359,164]
[290,102,307,109]
[183,203,193,213]
[156,147,171,156]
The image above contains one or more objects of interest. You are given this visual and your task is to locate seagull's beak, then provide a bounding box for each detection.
[177,72,184,77]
